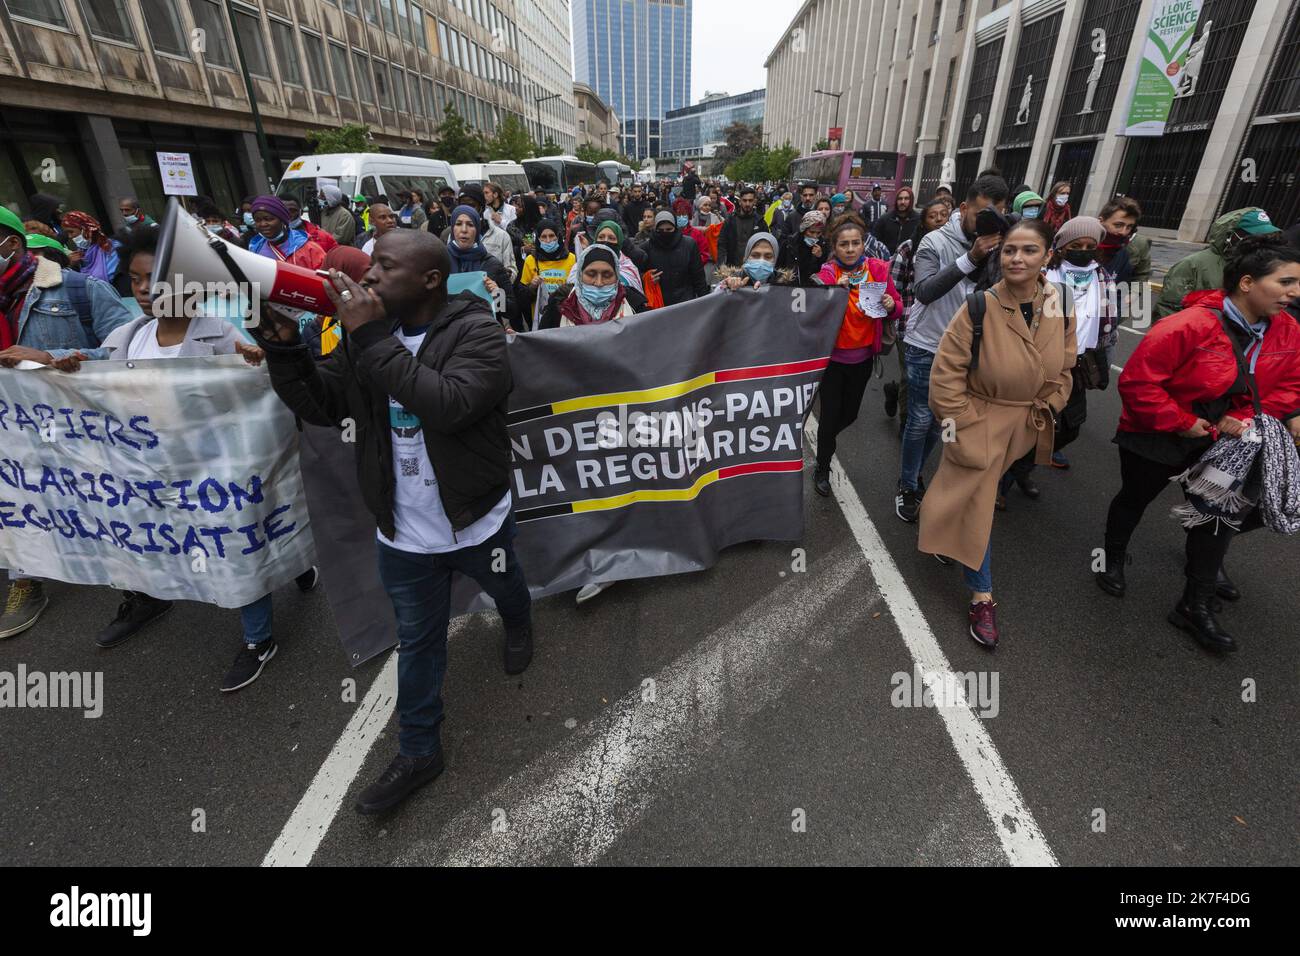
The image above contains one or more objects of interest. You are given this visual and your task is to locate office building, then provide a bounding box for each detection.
[661,89,766,162]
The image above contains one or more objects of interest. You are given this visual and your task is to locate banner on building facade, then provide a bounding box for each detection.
[1122,0,1206,136]
[304,287,848,664]
[0,358,316,609]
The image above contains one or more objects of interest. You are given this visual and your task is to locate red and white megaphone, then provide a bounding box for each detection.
[153,197,334,316]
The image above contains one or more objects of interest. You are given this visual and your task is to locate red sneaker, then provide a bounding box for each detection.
[968,600,999,648]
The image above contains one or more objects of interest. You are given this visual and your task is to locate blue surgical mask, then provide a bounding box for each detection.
[833,205,846,215]
[271,228,287,244]
[1022,206,1041,219]
[289,217,304,229]
[743,259,775,282]
[123,213,140,226]
[72,234,90,250]
[676,215,689,228]
[243,212,255,227]
[580,282,618,310]
[1055,194,1069,207]
[206,225,224,236]
[540,239,560,253]
[805,236,819,247]
[586,215,596,225]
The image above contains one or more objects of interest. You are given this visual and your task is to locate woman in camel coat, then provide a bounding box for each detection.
[918,219,1076,648]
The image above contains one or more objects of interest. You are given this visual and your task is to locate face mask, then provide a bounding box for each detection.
[1063,248,1097,267]
[743,259,775,283]
[243,212,255,226]
[289,217,303,229]
[580,281,618,310]
[540,240,560,253]
[1055,194,1069,207]
[676,215,689,228]
[586,216,596,225]
[123,213,140,226]
[805,236,819,247]
[206,225,224,236]
[73,234,90,250]
[1021,206,1041,219]
[270,228,287,244]
[833,205,846,216]
[783,201,793,211]
[0,239,16,268]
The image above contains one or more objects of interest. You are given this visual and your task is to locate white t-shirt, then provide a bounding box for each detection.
[126,319,185,360]
[1048,264,1103,353]
[379,327,511,554]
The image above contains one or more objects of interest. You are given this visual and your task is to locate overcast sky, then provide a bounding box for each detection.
[691,1,801,103]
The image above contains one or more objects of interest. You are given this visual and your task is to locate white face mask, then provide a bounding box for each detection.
[1055,194,1069,207]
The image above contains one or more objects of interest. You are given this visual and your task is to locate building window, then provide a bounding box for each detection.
[330,41,353,98]
[4,0,68,28]
[342,0,357,15]
[232,6,270,78]
[373,60,391,108]
[353,51,375,102]
[302,31,330,93]
[410,73,423,117]
[363,0,378,26]
[448,28,460,68]
[957,0,967,30]
[395,0,410,43]
[379,0,395,34]
[76,0,133,43]
[411,4,427,51]
[141,0,188,56]
[270,20,302,86]
[423,77,437,119]
[188,0,233,67]
[437,20,448,58]
[391,65,407,111]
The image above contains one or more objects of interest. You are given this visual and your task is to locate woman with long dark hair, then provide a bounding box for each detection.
[1096,237,1300,653]
[1042,181,1073,235]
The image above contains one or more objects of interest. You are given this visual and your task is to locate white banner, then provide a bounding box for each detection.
[0,357,316,608]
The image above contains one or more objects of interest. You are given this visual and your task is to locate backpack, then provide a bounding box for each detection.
[967,281,1071,371]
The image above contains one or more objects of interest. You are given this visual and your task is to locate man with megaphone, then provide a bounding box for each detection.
[254,227,535,816]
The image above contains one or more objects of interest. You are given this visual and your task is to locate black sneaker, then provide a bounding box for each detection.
[883,380,899,418]
[504,623,533,675]
[221,638,278,692]
[295,566,320,592]
[95,592,173,649]
[895,482,922,523]
[355,751,445,815]
[813,467,832,497]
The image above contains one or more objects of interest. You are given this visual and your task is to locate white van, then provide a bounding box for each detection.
[276,153,458,209]
[452,161,531,197]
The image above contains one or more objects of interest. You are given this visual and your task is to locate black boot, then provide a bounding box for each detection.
[1168,580,1237,653]
[883,380,899,418]
[1215,567,1241,602]
[813,466,831,497]
[1094,549,1128,598]
[1013,473,1040,499]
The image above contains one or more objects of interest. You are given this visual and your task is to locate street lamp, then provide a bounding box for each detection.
[535,92,561,151]
[223,0,278,190]
[813,88,844,145]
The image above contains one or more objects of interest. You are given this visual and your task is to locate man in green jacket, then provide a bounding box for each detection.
[1155,207,1281,318]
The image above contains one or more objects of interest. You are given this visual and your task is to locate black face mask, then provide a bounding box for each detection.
[1063,248,1097,267]
[652,229,677,249]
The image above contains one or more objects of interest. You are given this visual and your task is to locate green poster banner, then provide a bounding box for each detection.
[1123,0,1205,136]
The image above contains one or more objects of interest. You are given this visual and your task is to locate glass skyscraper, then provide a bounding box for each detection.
[573,0,692,161]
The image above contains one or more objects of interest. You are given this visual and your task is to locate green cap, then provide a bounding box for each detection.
[1235,208,1280,236]
[25,233,69,252]
[1013,190,1044,213]
[354,194,367,203]
[0,204,26,237]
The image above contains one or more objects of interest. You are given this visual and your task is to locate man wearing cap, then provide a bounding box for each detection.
[0,204,134,640]
[1156,208,1281,319]
[863,184,888,226]
[319,184,357,247]
[425,185,457,238]
[353,194,370,231]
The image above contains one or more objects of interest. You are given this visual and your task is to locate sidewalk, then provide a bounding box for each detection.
[1147,236,1205,285]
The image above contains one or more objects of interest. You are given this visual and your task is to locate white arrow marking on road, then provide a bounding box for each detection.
[398,543,872,866]
[805,415,1058,866]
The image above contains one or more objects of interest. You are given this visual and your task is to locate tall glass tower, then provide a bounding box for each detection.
[573,0,693,161]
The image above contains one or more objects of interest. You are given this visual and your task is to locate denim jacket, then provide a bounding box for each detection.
[16,256,134,360]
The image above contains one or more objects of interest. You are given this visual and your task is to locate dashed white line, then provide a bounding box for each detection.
[805,414,1059,867]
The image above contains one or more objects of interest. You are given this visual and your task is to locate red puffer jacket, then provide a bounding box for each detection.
[1118,289,1300,434]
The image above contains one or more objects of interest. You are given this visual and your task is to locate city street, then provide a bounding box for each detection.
[3,313,1293,868]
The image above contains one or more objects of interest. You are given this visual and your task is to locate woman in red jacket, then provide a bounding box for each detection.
[810,213,901,496]
[1096,237,1300,652]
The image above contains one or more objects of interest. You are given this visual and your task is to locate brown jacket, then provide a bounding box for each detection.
[918,280,1076,570]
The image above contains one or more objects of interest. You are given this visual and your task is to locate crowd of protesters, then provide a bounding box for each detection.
[2,158,1298,814]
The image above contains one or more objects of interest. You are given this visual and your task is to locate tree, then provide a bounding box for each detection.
[712,121,763,173]
[812,138,830,152]
[537,136,562,156]
[485,114,534,162]
[433,105,486,164]
[766,143,800,182]
[306,123,370,154]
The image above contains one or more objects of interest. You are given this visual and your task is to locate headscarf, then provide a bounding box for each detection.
[251,195,292,224]
[745,231,780,261]
[562,243,628,326]
[533,218,569,263]
[324,245,372,281]
[248,195,306,259]
[1013,190,1044,214]
[800,210,826,233]
[595,219,624,246]
[320,185,345,209]
[61,211,112,251]
[447,205,489,273]
[651,210,678,249]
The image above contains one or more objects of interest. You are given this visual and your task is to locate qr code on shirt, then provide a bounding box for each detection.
[399,457,420,477]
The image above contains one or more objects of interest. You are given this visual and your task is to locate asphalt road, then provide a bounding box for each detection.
[1,318,1295,867]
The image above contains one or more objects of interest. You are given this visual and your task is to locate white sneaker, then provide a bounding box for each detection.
[575,582,612,605]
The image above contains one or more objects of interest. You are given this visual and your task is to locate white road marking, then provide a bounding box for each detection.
[263,619,467,867]
[1111,365,1125,374]
[398,544,874,866]
[1118,325,1146,337]
[805,415,1059,867]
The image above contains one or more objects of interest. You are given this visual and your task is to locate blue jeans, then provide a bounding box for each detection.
[376,514,532,758]
[963,542,993,593]
[239,594,273,645]
[900,344,942,490]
